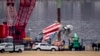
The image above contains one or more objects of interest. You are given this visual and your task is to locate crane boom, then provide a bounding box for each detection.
[15,0,36,26]
[6,0,36,42]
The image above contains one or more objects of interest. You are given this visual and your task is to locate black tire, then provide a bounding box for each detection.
[18,49,22,53]
[1,49,5,53]
[51,48,56,51]
[36,48,41,51]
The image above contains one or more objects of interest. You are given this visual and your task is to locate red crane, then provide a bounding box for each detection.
[6,0,36,43]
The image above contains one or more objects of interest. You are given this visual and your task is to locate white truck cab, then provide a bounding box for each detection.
[0,43,24,53]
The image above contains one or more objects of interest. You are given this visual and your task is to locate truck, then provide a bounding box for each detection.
[0,43,24,53]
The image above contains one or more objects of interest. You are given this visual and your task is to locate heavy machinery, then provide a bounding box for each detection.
[0,0,36,43]
[69,33,85,51]
[42,22,73,50]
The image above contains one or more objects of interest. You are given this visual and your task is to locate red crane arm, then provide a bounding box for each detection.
[7,0,36,27]
[15,0,36,27]
[6,0,36,42]
[14,0,36,41]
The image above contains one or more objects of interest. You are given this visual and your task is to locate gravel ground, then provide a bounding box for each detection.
[0,51,100,56]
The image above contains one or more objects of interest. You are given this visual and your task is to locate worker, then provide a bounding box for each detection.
[98,43,100,51]
[92,42,97,51]
[62,40,65,46]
